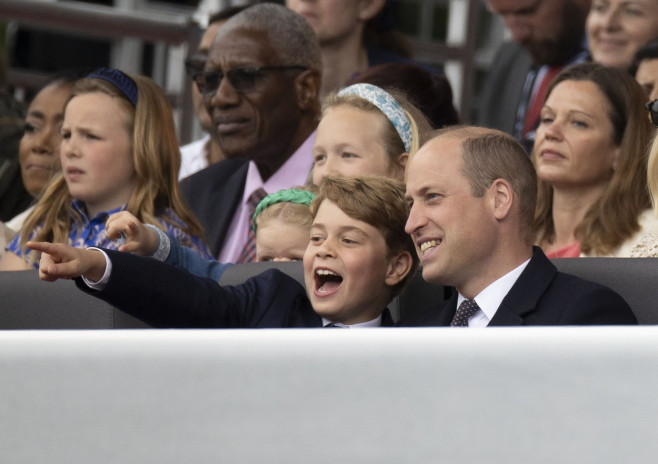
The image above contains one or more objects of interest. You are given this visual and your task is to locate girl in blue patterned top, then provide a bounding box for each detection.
[0,68,211,270]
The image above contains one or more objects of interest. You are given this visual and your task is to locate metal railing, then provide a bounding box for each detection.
[0,0,199,143]
[0,0,490,136]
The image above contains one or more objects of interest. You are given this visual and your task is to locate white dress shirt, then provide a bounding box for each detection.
[456,258,531,327]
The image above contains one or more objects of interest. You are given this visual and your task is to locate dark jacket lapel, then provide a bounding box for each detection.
[489,247,557,326]
[180,159,249,257]
[437,292,459,326]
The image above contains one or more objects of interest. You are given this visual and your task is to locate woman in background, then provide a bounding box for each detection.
[587,0,658,70]
[1,71,86,261]
[533,62,656,257]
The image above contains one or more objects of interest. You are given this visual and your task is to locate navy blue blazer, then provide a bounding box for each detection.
[399,247,638,326]
[179,158,249,257]
[75,249,394,328]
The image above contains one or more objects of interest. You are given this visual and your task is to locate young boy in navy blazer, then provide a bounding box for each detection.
[29,176,418,328]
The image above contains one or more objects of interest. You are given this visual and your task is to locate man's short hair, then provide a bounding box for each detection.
[310,175,419,297]
[432,126,537,244]
[224,3,322,72]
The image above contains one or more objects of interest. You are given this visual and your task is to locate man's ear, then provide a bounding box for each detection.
[294,69,321,111]
[358,0,386,22]
[488,178,514,221]
[385,250,413,287]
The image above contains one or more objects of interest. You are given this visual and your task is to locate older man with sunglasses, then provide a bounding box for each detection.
[178,6,249,180]
[180,3,322,263]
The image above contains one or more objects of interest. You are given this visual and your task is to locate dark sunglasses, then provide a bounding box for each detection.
[193,66,307,95]
[185,54,206,79]
[646,99,658,127]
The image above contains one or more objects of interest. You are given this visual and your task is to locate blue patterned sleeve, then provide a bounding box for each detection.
[6,229,38,269]
[165,232,232,281]
[155,209,214,259]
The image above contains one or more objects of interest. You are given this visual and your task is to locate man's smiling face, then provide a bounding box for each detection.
[404,136,495,290]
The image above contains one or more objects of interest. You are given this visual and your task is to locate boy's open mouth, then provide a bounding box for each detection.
[314,268,343,295]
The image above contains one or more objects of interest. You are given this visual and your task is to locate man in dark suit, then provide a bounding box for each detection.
[180,3,322,261]
[477,0,590,152]
[401,126,637,327]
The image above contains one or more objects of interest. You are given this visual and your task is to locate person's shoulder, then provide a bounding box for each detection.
[181,158,248,185]
[548,270,636,324]
[236,268,311,322]
[582,210,658,257]
[619,210,658,257]
[179,158,249,201]
[397,300,450,327]
[550,268,615,293]
[489,41,532,70]
[247,268,306,292]
[524,247,629,304]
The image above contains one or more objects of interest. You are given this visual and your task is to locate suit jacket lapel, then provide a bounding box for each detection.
[207,163,249,255]
[489,247,557,326]
[437,292,459,326]
[181,159,249,257]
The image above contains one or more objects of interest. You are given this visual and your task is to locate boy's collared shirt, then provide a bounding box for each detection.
[456,258,530,327]
[321,316,382,328]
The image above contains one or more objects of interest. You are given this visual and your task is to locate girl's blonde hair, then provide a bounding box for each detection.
[647,132,658,213]
[321,87,433,163]
[253,186,316,233]
[255,202,313,233]
[18,72,205,264]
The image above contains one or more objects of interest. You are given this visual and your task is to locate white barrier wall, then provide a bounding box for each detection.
[1,327,657,463]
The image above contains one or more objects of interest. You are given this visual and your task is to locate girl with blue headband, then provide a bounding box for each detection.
[103,186,317,281]
[1,68,211,270]
[311,83,433,186]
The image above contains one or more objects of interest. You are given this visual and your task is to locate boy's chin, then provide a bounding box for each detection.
[312,300,344,322]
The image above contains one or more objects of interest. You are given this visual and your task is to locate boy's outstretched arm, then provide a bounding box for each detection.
[27,241,106,283]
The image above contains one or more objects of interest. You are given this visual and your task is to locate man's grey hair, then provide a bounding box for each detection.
[224,3,322,71]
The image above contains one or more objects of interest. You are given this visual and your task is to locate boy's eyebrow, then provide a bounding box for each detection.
[310,223,370,238]
[336,225,369,238]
